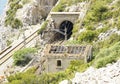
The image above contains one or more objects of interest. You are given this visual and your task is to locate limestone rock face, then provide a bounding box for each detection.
[71,60,120,84]
[0,26,19,51]
[59,80,69,84]
[60,60,120,84]
[65,2,87,12]
[16,0,58,25]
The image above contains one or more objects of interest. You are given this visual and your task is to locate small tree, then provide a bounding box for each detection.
[13,48,36,66]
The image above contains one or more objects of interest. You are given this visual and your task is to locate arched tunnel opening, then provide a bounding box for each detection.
[54,20,73,41]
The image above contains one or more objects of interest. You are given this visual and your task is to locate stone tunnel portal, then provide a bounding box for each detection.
[57,20,73,40]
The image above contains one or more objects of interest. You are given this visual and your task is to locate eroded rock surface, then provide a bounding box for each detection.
[60,60,120,84]
[16,0,58,25]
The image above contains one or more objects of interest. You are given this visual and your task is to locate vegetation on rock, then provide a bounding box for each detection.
[6,0,120,83]
[7,68,39,84]
[5,0,23,28]
[7,60,89,84]
[95,42,120,68]
[13,48,37,66]
[52,0,89,12]
[37,20,48,34]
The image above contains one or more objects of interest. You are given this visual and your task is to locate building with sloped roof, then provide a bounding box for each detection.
[43,44,92,72]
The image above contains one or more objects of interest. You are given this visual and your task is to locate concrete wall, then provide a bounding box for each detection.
[45,56,84,72]
[50,12,80,29]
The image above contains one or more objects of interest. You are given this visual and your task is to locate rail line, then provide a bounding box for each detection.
[0,46,12,55]
[0,28,64,66]
[0,28,39,65]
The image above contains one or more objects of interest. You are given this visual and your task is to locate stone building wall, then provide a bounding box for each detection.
[43,45,92,73]
[45,56,84,72]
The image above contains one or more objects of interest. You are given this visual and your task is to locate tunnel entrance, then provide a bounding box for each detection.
[60,20,73,39]
[55,20,73,41]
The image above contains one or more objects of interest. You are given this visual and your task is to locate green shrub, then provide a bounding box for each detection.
[77,30,98,43]
[95,55,116,68]
[93,5,108,21]
[13,48,37,66]
[65,40,80,45]
[100,34,120,48]
[52,3,65,12]
[7,68,39,84]
[38,21,48,34]
[7,60,89,84]
[116,0,120,7]
[68,60,89,72]
[72,19,80,38]
[83,12,95,25]
[112,8,120,18]
[94,42,120,68]
[5,0,23,28]
[11,18,23,28]
[83,0,113,30]
[52,0,88,12]
[86,24,95,30]
[93,34,120,57]
[37,60,89,83]
[117,17,120,29]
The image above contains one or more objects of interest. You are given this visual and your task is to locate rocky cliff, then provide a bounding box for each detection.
[0,0,58,51]
[60,60,120,84]
[16,0,58,25]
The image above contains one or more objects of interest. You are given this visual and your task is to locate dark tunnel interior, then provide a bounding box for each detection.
[55,20,73,41]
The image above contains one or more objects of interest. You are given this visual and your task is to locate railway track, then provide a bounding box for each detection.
[0,28,39,65]
[0,46,12,55]
[0,28,64,66]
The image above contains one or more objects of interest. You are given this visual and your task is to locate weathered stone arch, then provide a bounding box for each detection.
[50,12,80,29]
[58,19,74,29]
[48,12,80,41]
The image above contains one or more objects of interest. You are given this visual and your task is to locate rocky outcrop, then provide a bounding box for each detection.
[16,0,58,25]
[98,28,120,41]
[65,2,87,12]
[0,0,58,51]
[0,25,20,51]
[60,60,120,84]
